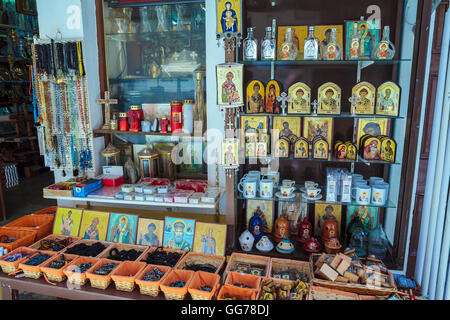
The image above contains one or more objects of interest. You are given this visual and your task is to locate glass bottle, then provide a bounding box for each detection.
[261,27,276,61]
[279,27,298,60]
[348,22,361,60]
[243,27,258,61]
[321,28,341,61]
[348,218,368,258]
[303,26,320,60]
[372,26,395,60]
[368,224,389,260]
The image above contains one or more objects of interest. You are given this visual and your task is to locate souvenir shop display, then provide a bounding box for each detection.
[352,82,376,115]
[376,81,401,116]
[312,136,329,160]
[372,26,396,60]
[321,28,342,60]
[243,27,258,61]
[274,137,290,158]
[246,80,265,113]
[32,40,93,176]
[303,117,334,148]
[317,82,341,115]
[344,20,380,60]
[279,27,298,60]
[294,137,310,159]
[265,80,282,113]
[259,279,308,300]
[335,141,357,160]
[355,118,391,150]
[261,26,276,60]
[217,63,243,106]
[288,82,311,114]
[303,26,320,60]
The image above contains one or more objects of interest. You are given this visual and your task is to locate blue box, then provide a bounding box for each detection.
[73,179,103,198]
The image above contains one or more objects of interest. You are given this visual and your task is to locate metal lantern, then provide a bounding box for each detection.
[101,143,120,166]
[157,145,175,181]
[138,143,160,179]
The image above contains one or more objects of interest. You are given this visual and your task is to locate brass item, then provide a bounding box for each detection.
[101,143,120,166]
[138,143,160,179]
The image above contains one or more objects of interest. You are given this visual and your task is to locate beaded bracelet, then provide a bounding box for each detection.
[48,255,72,269]
[142,267,165,282]
[3,252,31,262]
[183,263,217,273]
[65,242,106,257]
[198,285,212,292]
[0,235,16,244]
[169,280,186,288]
[143,248,182,267]
[107,249,143,262]
[94,262,118,276]
[25,254,52,266]
[38,238,74,252]
[74,262,93,273]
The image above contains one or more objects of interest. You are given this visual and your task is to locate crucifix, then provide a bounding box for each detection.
[349,94,361,115]
[311,99,319,115]
[97,91,118,130]
[277,92,290,115]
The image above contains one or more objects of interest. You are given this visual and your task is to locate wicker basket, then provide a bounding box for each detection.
[217,284,257,300]
[257,277,309,300]
[135,264,172,297]
[140,247,186,267]
[110,261,147,292]
[97,243,148,262]
[18,251,57,279]
[224,271,262,293]
[0,227,37,252]
[307,285,360,300]
[31,206,58,216]
[86,259,122,290]
[160,269,195,300]
[63,256,99,286]
[188,271,221,300]
[0,247,37,274]
[5,214,54,242]
[175,252,226,274]
[40,253,79,283]
[225,252,271,278]
[28,234,81,254]
[268,258,311,285]
[309,254,397,296]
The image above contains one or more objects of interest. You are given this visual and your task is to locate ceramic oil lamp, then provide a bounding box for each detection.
[303,237,322,253]
[256,236,274,253]
[239,230,255,252]
[324,237,342,254]
[321,216,338,243]
[274,213,290,243]
[249,212,264,242]
[276,237,295,254]
[297,217,312,244]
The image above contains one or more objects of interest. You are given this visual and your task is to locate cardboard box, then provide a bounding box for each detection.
[73,179,102,198]
[316,263,338,282]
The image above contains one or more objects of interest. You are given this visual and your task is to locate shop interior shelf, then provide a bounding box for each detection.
[93,129,197,138]
[106,29,205,42]
[238,112,404,120]
[245,155,401,166]
[240,59,412,67]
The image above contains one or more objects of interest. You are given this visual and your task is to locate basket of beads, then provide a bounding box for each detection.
[224,271,262,294]
[257,278,309,301]
[217,284,257,300]
[98,243,148,262]
[224,252,271,278]
[160,269,195,300]
[0,247,37,274]
[64,240,112,258]
[0,227,36,252]
[4,214,54,241]
[63,256,99,286]
[268,258,311,285]
[175,252,226,274]
[110,260,147,292]
[29,235,81,254]
[40,253,78,283]
[18,251,57,279]
[188,271,221,300]
[140,247,186,268]
[135,264,172,297]
[86,259,122,290]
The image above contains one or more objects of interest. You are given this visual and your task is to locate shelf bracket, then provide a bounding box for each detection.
[357,61,374,83]
[271,61,275,80]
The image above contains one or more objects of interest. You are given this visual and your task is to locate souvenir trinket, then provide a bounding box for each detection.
[318,82,341,115]
[246,80,265,113]
[347,22,361,60]
[376,81,400,117]
[110,113,119,131]
[217,63,243,106]
[265,80,282,113]
[274,137,289,158]
[294,137,309,159]
[239,230,255,252]
[95,262,119,276]
[127,105,144,132]
[255,236,274,253]
[321,28,341,60]
[138,143,160,179]
[362,137,381,160]
[243,27,258,61]
[170,100,183,133]
[352,82,376,115]
[321,216,339,242]
[345,20,380,60]
[313,138,329,160]
[97,91,118,130]
[380,137,396,163]
[372,26,395,60]
[249,213,264,242]
[324,238,342,254]
[119,113,129,131]
[279,28,298,60]
[276,238,295,254]
[107,248,143,262]
[142,248,183,267]
[288,82,311,114]
[261,26,276,60]
[24,253,52,266]
[65,242,107,257]
[297,217,312,244]
[74,262,93,273]
[304,237,322,253]
[274,213,290,243]
[303,26,320,60]
[101,144,120,166]
[159,116,170,133]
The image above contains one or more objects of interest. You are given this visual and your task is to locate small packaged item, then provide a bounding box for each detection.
[189,193,203,204]
[154,194,165,202]
[135,193,146,201]
[122,184,134,193]
[164,193,175,203]
[174,190,194,203]
[143,186,157,194]
[145,194,156,202]
[326,168,338,202]
[158,185,170,194]
[115,192,125,200]
[134,184,145,193]
[341,172,352,203]
[124,193,135,201]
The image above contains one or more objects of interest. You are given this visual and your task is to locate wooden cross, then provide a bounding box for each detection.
[311,99,319,115]
[349,94,361,115]
[97,91,118,130]
[277,92,290,115]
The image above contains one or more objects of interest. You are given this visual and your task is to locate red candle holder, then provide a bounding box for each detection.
[119,113,129,131]
[171,100,183,133]
[160,116,170,133]
[127,105,144,132]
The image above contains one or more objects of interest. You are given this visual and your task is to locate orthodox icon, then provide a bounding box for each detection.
[274,137,289,158]
[380,137,396,163]
[217,0,241,34]
[355,118,390,150]
[363,137,381,160]
[288,82,311,114]
[314,202,342,237]
[246,142,256,157]
[345,20,380,60]
[294,138,309,159]
[335,142,347,159]
[316,25,344,57]
[346,206,379,232]
[217,63,243,105]
[273,116,301,138]
[193,222,227,256]
[137,218,164,247]
[240,115,268,147]
[376,82,400,117]
[53,208,83,237]
[313,139,329,159]
[107,213,138,244]
[163,217,196,251]
[346,142,357,160]
[303,117,334,148]
[246,80,265,113]
[353,82,376,115]
[318,82,341,114]
[265,80,282,113]
[276,26,307,60]
[222,139,239,166]
[79,211,110,241]
[246,200,274,233]
[256,142,268,157]
[279,201,308,234]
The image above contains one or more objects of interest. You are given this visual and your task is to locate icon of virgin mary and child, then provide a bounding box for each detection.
[220,2,238,33]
